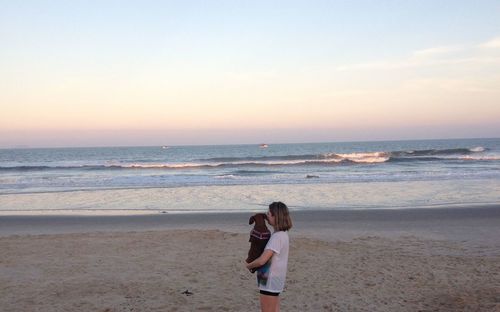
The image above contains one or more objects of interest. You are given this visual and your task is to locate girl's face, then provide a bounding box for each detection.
[266,209,276,226]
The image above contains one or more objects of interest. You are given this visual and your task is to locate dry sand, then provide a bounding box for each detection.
[1,208,500,311]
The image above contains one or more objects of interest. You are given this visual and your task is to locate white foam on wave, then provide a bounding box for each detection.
[125,163,208,169]
[469,146,485,152]
[214,174,239,179]
[119,151,399,170]
[335,152,390,163]
[459,155,500,161]
[121,154,392,168]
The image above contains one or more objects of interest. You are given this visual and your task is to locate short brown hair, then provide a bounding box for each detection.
[269,201,292,231]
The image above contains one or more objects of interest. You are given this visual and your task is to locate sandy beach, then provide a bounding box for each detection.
[1,207,500,311]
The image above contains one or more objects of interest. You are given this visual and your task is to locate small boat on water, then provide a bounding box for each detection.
[161,146,170,149]
[259,144,268,148]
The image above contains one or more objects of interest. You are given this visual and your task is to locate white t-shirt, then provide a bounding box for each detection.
[256,231,289,293]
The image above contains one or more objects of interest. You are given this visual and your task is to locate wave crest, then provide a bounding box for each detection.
[0,146,494,172]
[334,152,390,163]
[469,146,485,152]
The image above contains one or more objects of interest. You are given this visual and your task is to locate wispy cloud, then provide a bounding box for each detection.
[336,56,500,71]
[412,46,462,58]
[401,77,500,94]
[479,37,500,48]
[337,36,500,72]
[336,60,417,71]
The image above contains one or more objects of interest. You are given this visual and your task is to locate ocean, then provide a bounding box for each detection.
[0,138,499,215]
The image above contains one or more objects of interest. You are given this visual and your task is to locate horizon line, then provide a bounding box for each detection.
[1,136,499,150]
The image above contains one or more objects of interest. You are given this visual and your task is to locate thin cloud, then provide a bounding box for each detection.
[337,37,500,72]
[402,77,500,93]
[336,60,418,71]
[412,46,462,58]
[479,37,500,48]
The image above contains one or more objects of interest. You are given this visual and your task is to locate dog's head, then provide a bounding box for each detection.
[249,213,268,227]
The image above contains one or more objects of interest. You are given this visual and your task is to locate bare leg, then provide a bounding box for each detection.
[260,294,279,312]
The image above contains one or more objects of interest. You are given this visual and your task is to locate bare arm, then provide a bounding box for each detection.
[246,249,274,269]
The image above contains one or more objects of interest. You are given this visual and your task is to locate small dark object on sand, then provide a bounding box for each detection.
[182,289,194,296]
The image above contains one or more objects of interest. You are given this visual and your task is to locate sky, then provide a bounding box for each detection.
[1,0,500,147]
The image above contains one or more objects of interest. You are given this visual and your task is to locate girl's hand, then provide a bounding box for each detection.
[244,260,251,269]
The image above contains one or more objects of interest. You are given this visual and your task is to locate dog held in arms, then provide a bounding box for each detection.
[246,213,271,273]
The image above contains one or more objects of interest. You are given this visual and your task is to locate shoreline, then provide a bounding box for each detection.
[1,199,499,215]
[2,179,499,217]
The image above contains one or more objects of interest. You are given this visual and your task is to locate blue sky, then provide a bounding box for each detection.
[1,1,500,147]
[3,1,499,67]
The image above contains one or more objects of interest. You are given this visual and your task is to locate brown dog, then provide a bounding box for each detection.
[246,213,271,273]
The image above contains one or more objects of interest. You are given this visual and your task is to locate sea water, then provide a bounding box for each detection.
[0,138,499,215]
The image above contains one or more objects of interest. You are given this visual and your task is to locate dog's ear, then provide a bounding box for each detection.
[263,213,268,221]
[249,215,255,225]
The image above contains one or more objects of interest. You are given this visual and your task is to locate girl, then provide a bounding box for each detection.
[246,202,293,312]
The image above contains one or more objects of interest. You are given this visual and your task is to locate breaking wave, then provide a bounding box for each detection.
[0,147,493,172]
